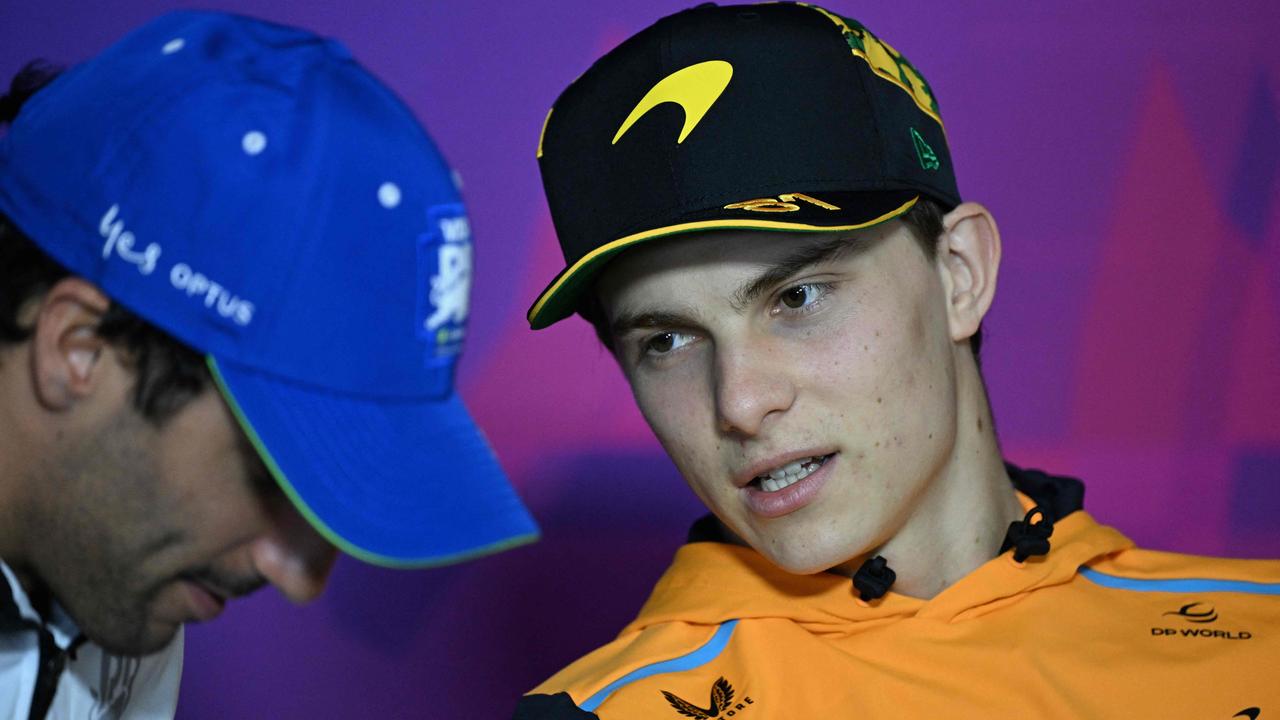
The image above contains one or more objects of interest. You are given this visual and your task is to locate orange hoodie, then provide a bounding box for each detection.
[516,473,1280,719]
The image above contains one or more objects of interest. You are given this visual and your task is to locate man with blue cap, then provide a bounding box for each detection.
[0,11,537,718]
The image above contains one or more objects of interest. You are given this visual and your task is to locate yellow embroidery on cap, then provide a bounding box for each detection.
[613,60,733,145]
[802,4,942,127]
[724,193,842,213]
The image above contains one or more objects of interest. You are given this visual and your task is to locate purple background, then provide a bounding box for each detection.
[4,1,1279,717]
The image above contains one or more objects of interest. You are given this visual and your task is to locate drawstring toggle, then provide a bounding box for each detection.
[1000,507,1054,562]
[852,555,896,601]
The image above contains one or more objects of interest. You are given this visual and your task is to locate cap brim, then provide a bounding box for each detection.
[527,194,920,329]
[207,357,539,568]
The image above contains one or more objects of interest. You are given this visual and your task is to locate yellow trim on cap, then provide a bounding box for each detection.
[536,107,553,159]
[527,196,919,326]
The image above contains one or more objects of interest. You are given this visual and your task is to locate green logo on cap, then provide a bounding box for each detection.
[911,127,940,171]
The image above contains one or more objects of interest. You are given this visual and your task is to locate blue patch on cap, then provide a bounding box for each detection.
[417,202,471,362]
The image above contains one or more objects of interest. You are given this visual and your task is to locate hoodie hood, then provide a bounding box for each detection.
[624,467,1133,634]
[523,466,1280,720]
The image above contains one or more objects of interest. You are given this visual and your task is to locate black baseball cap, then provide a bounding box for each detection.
[529,2,961,329]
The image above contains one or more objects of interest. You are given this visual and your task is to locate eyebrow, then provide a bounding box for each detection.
[608,234,871,338]
[730,234,865,311]
[609,309,699,339]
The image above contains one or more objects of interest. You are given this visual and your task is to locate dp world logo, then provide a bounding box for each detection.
[1163,602,1218,624]
[1151,601,1252,640]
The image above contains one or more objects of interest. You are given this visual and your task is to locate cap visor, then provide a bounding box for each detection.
[528,194,919,329]
[207,357,538,568]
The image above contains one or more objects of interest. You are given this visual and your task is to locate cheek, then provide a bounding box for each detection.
[804,287,955,441]
[869,294,958,452]
[795,296,891,402]
[629,367,720,496]
[155,416,269,541]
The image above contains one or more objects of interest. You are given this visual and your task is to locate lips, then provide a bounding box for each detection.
[740,452,836,518]
[737,451,835,489]
[752,454,832,492]
[183,579,227,621]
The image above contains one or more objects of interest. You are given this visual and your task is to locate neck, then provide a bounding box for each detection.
[835,351,1022,599]
[0,352,42,568]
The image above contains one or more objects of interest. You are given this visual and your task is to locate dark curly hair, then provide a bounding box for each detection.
[1,60,209,423]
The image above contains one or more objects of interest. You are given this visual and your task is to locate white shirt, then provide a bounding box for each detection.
[0,562,182,719]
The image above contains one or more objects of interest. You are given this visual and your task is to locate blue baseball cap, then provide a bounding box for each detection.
[0,11,538,566]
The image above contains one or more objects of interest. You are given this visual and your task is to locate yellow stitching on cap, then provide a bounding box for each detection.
[724,193,842,213]
[724,198,802,212]
[782,193,841,210]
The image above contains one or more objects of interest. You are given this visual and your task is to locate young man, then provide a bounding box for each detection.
[515,3,1279,718]
[0,11,538,718]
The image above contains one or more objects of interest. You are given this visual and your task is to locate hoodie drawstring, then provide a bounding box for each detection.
[852,555,896,601]
[851,505,1057,602]
[1000,506,1055,562]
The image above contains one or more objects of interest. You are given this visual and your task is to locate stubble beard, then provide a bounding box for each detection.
[34,411,183,656]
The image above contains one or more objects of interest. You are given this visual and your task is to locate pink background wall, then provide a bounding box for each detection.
[3,1,1278,716]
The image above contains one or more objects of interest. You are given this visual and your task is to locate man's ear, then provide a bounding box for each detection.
[30,277,113,411]
[936,202,1001,344]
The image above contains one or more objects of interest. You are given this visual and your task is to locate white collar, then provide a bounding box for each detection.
[0,559,81,650]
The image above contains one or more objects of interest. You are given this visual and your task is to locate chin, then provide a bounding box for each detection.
[82,617,178,657]
[755,539,858,576]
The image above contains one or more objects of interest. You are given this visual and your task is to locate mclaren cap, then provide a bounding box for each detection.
[529,2,961,329]
[0,11,539,567]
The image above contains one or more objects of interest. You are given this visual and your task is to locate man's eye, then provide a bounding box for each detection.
[779,283,824,309]
[643,331,692,355]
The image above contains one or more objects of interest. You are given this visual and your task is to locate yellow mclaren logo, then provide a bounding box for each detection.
[612,60,733,145]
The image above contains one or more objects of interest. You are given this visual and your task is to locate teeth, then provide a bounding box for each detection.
[755,455,826,492]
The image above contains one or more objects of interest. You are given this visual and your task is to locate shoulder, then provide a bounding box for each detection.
[1082,547,1280,593]
[1075,547,1280,632]
[515,620,743,720]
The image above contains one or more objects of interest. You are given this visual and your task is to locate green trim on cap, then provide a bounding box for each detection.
[527,195,919,329]
[206,356,538,569]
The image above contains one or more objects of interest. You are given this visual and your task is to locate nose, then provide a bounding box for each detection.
[249,501,338,604]
[713,341,795,437]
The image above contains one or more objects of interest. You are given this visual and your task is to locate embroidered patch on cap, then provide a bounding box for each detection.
[417,203,472,360]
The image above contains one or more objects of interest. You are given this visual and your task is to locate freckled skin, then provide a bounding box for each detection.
[598,223,1018,590]
[593,217,1024,594]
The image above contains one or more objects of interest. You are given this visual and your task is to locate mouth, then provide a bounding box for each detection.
[749,453,834,493]
[181,578,228,621]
